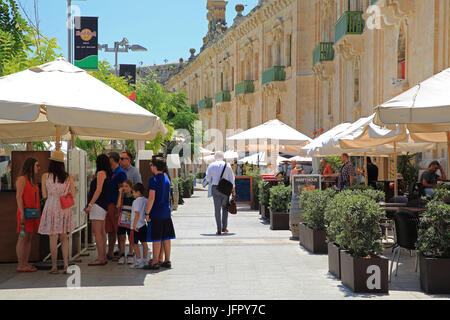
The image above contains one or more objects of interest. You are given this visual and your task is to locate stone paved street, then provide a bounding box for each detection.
[0,186,449,300]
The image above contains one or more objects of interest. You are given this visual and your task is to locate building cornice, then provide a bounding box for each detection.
[166,0,294,88]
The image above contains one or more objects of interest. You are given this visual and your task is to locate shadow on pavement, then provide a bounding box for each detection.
[200,233,236,237]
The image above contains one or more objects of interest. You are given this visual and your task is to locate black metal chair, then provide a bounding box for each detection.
[381,196,409,247]
[389,210,420,282]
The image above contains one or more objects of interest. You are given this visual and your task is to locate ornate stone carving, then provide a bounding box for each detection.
[313,61,336,82]
[236,92,255,111]
[333,36,364,61]
[262,82,286,100]
[215,101,232,113]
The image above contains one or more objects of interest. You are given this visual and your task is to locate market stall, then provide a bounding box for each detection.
[0,58,167,263]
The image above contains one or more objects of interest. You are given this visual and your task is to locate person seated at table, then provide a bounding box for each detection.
[357,157,379,189]
[321,159,333,177]
[421,161,447,196]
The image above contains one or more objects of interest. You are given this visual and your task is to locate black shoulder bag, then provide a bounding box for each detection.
[217,164,233,197]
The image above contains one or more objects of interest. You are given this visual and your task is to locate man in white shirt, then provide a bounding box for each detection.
[206,151,236,235]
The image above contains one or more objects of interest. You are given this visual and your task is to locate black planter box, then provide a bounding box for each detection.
[328,242,342,279]
[419,254,450,294]
[298,223,327,254]
[183,189,191,198]
[262,206,270,220]
[259,204,264,216]
[270,211,290,230]
[340,250,389,293]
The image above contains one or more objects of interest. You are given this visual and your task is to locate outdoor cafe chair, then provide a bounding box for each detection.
[389,210,420,282]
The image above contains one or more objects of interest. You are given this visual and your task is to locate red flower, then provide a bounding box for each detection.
[313,131,318,135]
[319,128,324,132]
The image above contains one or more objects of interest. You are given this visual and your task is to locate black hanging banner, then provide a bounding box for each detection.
[119,64,137,85]
[74,16,98,70]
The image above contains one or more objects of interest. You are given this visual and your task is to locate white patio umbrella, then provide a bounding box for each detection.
[0,58,167,147]
[300,122,353,157]
[224,150,239,160]
[227,119,312,149]
[322,114,435,193]
[238,152,267,166]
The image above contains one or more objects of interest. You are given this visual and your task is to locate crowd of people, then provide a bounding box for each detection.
[15,150,175,273]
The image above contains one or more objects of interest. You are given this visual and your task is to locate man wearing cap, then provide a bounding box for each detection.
[206,151,235,235]
[120,151,142,184]
[106,152,127,260]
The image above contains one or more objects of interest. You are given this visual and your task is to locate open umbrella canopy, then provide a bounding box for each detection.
[224,150,239,160]
[374,67,450,131]
[227,119,312,146]
[323,114,435,156]
[0,58,167,142]
[300,122,352,157]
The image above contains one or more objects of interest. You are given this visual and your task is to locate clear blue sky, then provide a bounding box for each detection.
[18,0,258,67]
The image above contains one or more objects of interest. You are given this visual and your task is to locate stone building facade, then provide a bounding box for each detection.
[165,0,450,170]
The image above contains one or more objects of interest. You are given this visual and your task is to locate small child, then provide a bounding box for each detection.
[129,183,148,269]
[116,180,135,265]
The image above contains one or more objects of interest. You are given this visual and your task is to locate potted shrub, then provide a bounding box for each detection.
[324,192,344,279]
[299,189,335,254]
[188,174,195,195]
[268,185,291,230]
[416,193,450,294]
[330,193,389,293]
[258,180,271,218]
[245,167,262,210]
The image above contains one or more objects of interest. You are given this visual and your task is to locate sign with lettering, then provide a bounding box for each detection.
[291,174,322,195]
[74,16,98,70]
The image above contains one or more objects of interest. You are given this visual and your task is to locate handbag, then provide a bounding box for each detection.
[227,196,237,215]
[217,164,233,197]
[60,180,74,210]
[118,196,132,229]
[24,185,40,219]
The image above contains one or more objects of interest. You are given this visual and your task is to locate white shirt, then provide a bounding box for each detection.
[131,196,147,229]
[206,160,235,187]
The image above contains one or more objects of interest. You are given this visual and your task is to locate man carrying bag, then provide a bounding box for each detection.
[206,151,236,235]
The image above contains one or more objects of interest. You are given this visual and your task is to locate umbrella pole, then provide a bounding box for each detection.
[71,132,75,150]
[447,132,450,178]
[364,152,368,187]
[394,142,398,197]
[56,125,61,152]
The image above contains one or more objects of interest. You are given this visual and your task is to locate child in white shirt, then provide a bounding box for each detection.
[130,183,148,269]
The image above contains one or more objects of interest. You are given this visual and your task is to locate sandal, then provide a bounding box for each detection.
[88,259,107,266]
[143,263,160,270]
[49,268,59,274]
[160,261,171,268]
[16,268,34,273]
[25,265,38,272]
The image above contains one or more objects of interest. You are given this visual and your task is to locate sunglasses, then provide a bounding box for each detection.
[120,157,130,160]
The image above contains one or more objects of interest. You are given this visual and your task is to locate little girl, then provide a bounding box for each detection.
[130,183,148,269]
[116,180,135,265]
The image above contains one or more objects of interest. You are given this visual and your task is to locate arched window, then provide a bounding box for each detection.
[397,23,406,80]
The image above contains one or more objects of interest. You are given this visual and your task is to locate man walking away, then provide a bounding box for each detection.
[206,151,235,235]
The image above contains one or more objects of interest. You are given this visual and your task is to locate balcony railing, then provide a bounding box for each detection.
[199,98,213,111]
[313,42,335,67]
[235,80,254,96]
[370,0,379,5]
[214,91,231,104]
[335,11,365,44]
[262,66,286,86]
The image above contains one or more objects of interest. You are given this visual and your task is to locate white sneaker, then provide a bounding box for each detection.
[129,259,145,269]
[127,255,135,265]
[118,255,125,265]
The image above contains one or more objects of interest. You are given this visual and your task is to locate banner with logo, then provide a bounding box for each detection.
[74,16,98,70]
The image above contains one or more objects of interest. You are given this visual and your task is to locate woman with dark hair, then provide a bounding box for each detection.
[85,154,112,266]
[15,157,41,272]
[38,151,76,274]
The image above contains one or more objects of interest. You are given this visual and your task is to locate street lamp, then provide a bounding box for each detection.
[98,37,148,76]
[67,0,88,64]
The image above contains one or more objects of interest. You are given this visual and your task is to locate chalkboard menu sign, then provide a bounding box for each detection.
[292,175,322,195]
[235,176,253,205]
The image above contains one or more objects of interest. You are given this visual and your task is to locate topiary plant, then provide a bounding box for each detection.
[416,194,450,258]
[327,192,385,258]
[299,189,336,231]
[340,188,385,203]
[268,184,292,213]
